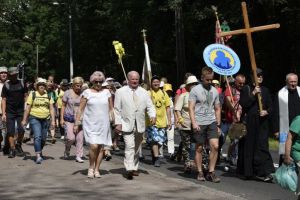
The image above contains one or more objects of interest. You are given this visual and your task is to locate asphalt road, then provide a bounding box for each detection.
[111,137,296,200]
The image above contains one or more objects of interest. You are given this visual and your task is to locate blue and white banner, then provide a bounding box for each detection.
[203,44,240,76]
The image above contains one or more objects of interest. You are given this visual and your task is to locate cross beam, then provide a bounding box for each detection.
[218,2,280,112]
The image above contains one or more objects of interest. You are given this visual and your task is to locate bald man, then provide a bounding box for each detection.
[114,71,156,180]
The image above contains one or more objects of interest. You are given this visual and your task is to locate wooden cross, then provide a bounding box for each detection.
[218,2,280,112]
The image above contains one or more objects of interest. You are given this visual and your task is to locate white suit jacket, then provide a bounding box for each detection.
[114,85,156,133]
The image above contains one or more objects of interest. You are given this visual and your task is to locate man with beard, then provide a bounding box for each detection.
[189,66,221,183]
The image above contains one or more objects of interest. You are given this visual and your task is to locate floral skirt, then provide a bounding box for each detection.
[146,126,166,145]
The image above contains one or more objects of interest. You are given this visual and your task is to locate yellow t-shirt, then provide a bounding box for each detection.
[56,89,64,109]
[149,89,171,128]
[27,91,54,119]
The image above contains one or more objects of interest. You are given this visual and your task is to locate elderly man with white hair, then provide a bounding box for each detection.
[114,71,156,180]
[273,73,300,165]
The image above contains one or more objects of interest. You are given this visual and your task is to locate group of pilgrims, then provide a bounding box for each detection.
[0,65,300,194]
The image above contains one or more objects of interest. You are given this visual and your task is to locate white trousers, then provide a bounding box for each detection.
[123,131,143,171]
[167,127,175,154]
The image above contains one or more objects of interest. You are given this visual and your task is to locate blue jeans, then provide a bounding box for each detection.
[29,116,49,153]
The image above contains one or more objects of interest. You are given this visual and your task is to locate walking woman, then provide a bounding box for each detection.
[74,71,113,178]
[60,77,84,163]
[174,76,198,173]
[21,78,55,164]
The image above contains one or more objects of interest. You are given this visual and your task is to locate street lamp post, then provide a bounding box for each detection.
[53,1,73,81]
[24,35,39,77]
[69,3,73,81]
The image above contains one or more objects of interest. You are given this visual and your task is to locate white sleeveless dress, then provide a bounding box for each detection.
[82,89,112,145]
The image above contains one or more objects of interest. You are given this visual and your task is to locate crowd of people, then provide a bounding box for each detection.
[0,65,299,192]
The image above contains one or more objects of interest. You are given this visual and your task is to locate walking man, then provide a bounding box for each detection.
[0,66,8,153]
[1,67,28,158]
[273,73,300,165]
[189,66,221,182]
[114,71,156,180]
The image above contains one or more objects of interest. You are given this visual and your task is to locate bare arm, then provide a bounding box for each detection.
[75,97,87,125]
[60,101,66,126]
[108,96,114,123]
[1,98,6,121]
[166,106,171,129]
[284,132,294,164]
[21,104,32,126]
[49,103,56,128]
[188,101,199,131]
[214,103,221,126]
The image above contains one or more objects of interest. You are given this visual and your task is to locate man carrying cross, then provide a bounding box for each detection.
[237,68,275,181]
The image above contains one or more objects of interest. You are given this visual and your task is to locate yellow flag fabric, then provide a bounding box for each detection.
[112,41,125,61]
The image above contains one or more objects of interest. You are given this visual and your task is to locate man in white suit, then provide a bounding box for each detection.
[114,71,156,180]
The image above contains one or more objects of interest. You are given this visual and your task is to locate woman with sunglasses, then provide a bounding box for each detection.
[60,77,84,163]
[74,71,113,178]
[21,78,55,164]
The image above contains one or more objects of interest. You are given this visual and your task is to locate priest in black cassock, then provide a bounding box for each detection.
[237,68,275,182]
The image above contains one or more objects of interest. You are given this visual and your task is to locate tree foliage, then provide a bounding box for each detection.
[0,0,299,91]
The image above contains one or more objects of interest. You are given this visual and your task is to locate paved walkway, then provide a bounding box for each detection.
[0,140,246,200]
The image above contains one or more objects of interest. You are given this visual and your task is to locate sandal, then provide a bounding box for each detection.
[87,168,94,178]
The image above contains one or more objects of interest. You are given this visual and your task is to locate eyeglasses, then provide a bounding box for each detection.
[94,81,103,84]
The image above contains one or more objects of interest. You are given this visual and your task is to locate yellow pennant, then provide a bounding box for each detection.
[112,41,125,61]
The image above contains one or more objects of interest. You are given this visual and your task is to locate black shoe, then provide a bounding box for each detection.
[2,146,9,155]
[15,144,24,156]
[169,154,176,161]
[154,157,160,167]
[105,155,112,161]
[263,175,273,182]
[139,155,145,161]
[8,149,16,158]
[22,137,31,143]
[127,171,133,180]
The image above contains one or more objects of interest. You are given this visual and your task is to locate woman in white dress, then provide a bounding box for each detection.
[74,71,113,178]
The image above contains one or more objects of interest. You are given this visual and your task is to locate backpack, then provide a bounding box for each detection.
[4,80,24,90]
[31,91,51,105]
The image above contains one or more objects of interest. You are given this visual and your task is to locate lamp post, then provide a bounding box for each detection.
[53,1,73,81]
[24,35,39,76]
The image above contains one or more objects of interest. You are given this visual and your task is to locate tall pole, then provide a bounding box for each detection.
[36,44,39,76]
[175,5,186,87]
[141,29,152,83]
[69,2,73,81]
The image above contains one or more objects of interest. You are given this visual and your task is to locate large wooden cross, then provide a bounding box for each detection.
[218,2,280,112]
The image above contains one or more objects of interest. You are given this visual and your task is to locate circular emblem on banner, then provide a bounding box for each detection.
[203,44,240,76]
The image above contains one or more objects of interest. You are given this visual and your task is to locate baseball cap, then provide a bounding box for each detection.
[0,66,8,73]
[163,83,173,92]
[8,67,18,75]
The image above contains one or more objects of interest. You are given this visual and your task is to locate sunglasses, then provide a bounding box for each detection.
[257,73,263,77]
[94,80,103,84]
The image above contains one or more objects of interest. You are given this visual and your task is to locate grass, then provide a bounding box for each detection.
[269,137,279,151]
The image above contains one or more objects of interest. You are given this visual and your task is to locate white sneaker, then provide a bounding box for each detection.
[76,157,84,163]
[61,136,65,140]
